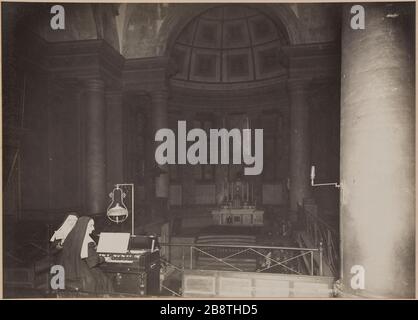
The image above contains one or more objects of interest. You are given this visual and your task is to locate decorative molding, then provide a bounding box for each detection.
[287,78,312,93]
[282,42,339,57]
[46,39,124,90]
[283,42,340,81]
[169,81,289,112]
[170,74,288,91]
[20,31,339,106]
[123,56,172,92]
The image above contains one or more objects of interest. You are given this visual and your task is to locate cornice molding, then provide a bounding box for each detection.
[19,33,339,96]
[171,80,288,98]
[46,39,125,89]
[169,84,290,113]
[169,75,289,92]
[283,42,340,81]
[122,56,171,92]
[282,42,340,57]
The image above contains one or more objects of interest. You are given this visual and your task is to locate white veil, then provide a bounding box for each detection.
[50,214,78,244]
[81,221,95,259]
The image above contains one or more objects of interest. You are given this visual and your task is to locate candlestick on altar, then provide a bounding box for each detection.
[244,182,246,202]
[226,181,228,202]
[226,182,228,202]
[224,182,229,201]
[251,183,254,204]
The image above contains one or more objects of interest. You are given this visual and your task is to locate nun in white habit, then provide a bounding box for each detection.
[60,216,113,293]
[50,213,78,249]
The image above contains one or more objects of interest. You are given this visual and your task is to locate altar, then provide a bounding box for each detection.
[212,175,263,226]
[211,175,264,226]
[211,208,264,226]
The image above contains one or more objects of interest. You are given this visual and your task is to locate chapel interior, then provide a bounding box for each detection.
[2,2,415,298]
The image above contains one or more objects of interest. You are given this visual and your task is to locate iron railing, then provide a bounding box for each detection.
[305,211,339,277]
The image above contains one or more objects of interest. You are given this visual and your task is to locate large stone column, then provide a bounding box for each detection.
[181,109,196,206]
[288,79,311,213]
[106,92,124,189]
[85,79,107,214]
[151,90,169,200]
[340,4,415,298]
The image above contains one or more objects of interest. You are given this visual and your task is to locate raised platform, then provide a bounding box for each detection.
[183,269,335,298]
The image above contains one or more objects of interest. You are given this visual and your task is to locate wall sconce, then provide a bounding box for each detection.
[310,165,340,188]
[106,183,135,235]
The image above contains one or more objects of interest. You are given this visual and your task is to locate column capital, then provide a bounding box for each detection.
[84,78,105,91]
[213,110,223,117]
[105,90,123,101]
[287,78,311,93]
[150,89,169,101]
[247,110,260,118]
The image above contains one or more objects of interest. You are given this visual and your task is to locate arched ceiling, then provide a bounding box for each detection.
[170,5,289,85]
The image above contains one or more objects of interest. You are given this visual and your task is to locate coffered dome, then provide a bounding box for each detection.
[170,5,289,85]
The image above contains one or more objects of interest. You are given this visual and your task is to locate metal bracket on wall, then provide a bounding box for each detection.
[310,165,341,188]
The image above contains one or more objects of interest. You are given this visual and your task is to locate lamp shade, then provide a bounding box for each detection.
[106,183,135,233]
[107,203,128,223]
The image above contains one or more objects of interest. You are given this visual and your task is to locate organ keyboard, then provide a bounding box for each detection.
[99,250,147,264]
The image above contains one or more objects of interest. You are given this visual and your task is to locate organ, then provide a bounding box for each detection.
[98,234,160,296]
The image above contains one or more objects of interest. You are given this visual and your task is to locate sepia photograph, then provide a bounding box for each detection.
[1,1,416,300]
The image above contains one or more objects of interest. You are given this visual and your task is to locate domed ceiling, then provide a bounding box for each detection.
[170,5,289,85]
